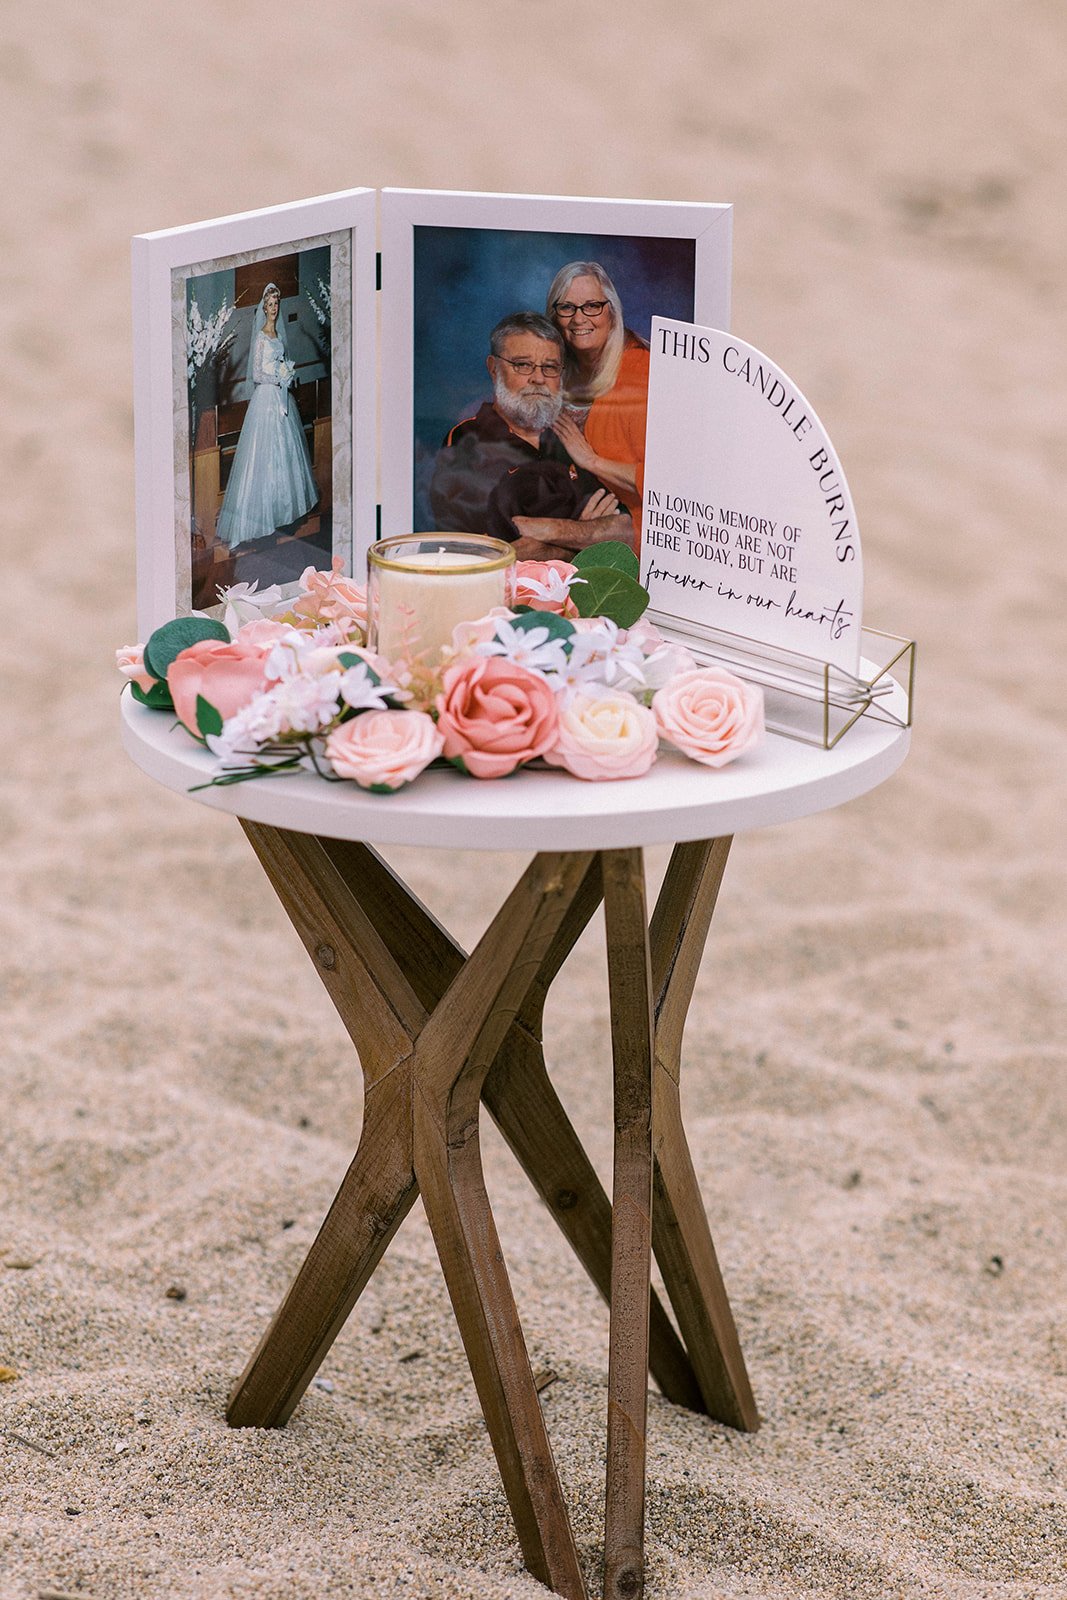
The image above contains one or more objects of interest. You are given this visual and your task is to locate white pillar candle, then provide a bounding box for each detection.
[370,536,514,663]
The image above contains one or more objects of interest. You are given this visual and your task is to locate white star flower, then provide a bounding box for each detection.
[216,579,285,636]
[474,618,570,677]
[338,662,401,712]
[567,620,647,692]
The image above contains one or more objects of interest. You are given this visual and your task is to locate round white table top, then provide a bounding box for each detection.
[121,686,909,852]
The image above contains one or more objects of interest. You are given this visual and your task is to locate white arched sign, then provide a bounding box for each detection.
[640,317,863,674]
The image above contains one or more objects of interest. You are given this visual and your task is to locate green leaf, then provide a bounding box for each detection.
[188,758,303,792]
[130,679,174,711]
[573,540,639,580]
[508,610,575,644]
[144,615,230,682]
[571,567,650,628]
[338,651,380,685]
[195,695,224,738]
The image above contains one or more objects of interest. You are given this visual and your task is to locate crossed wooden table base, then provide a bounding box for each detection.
[226,825,760,1600]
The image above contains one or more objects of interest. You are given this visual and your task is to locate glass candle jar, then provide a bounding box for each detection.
[367,533,516,664]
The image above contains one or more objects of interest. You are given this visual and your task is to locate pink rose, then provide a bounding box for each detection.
[652,667,764,767]
[115,644,155,693]
[234,618,293,649]
[513,559,579,615]
[435,656,559,779]
[167,636,273,737]
[545,691,659,781]
[325,710,444,791]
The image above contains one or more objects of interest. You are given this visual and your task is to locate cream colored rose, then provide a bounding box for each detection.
[545,690,659,781]
[652,667,764,767]
[115,644,155,693]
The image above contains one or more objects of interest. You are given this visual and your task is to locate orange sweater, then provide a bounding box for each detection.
[583,340,650,527]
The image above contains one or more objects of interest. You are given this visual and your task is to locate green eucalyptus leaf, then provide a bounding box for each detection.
[572,567,650,628]
[508,610,575,643]
[130,679,174,711]
[338,651,380,685]
[572,540,639,580]
[195,695,224,738]
[144,615,230,682]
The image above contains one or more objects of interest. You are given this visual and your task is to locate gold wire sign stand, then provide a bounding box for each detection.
[648,612,916,750]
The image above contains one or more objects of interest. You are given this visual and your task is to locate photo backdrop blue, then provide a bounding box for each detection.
[412,225,696,528]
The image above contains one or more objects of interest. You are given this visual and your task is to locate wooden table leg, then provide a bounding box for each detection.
[649,838,760,1433]
[602,849,656,1600]
[228,827,590,1598]
[225,827,757,1600]
[321,840,702,1413]
[227,824,424,1428]
[409,850,594,1600]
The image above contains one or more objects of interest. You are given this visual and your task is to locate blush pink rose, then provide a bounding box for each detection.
[234,618,293,649]
[513,559,579,615]
[325,710,444,791]
[167,636,273,737]
[652,667,764,767]
[545,691,659,781]
[115,644,155,693]
[435,656,559,779]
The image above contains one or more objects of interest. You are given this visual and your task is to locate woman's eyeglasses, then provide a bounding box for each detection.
[553,299,609,320]
[494,356,562,378]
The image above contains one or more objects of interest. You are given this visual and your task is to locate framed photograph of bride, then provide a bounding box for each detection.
[132,188,377,638]
[379,188,732,558]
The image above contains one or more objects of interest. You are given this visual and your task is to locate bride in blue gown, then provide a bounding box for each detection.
[216,283,318,550]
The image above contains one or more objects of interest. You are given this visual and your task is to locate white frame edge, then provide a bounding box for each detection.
[131,187,377,641]
[378,187,733,542]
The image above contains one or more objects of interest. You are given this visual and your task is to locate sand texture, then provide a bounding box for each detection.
[1,2,1066,1596]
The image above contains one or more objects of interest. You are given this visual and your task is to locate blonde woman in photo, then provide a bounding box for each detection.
[546,260,650,527]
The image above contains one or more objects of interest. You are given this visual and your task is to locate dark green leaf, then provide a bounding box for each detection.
[144,615,230,682]
[188,760,302,792]
[338,651,380,684]
[130,679,174,711]
[573,540,639,580]
[571,568,650,628]
[508,610,575,643]
[195,695,224,738]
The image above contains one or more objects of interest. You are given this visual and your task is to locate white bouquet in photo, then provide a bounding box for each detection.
[186,296,236,382]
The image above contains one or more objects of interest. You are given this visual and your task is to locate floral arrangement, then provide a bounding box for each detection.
[117,543,764,794]
[185,296,237,384]
[305,277,332,329]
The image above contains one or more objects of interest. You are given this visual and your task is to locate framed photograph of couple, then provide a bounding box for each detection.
[379,187,732,565]
[132,187,377,638]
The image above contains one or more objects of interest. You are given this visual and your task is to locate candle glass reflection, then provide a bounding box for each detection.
[367,533,516,664]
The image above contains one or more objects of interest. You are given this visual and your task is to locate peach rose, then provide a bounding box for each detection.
[325,710,444,791]
[435,656,559,779]
[167,636,273,737]
[513,559,579,615]
[545,691,659,781]
[115,644,155,693]
[296,556,368,631]
[652,667,764,767]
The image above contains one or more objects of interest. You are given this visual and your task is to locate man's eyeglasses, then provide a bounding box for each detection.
[494,355,562,378]
[552,299,609,320]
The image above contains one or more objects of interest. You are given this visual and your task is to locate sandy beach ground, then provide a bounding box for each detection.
[2,2,1066,1596]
